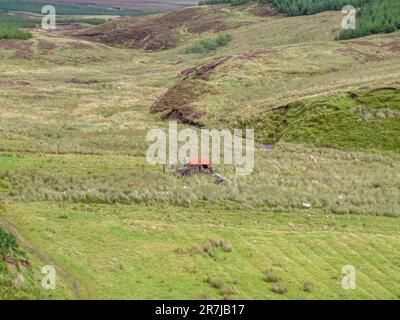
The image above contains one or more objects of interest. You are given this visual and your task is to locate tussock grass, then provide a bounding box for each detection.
[2,144,398,216]
[204,275,224,289]
[302,281,314,293]
[198,293,216,300]
[271,282,288,294]
[221,284,239,296]
[265,269,280,283]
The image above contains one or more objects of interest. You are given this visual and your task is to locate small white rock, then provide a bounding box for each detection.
[301,202,311,209]
[309,155,318,164]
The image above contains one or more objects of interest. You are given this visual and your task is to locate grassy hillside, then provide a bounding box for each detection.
[2,202,400,299]
[233,87,400,151]
[152,29,400,147]
[72,3,337,50]
[263,0,400,39]
[0,3,399,299]
[71,5,260,50]
[202,0,400,39]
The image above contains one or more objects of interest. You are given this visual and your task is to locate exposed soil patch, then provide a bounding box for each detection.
[160,104,205,125]
[189,49,274,80]
[337,46,385,63]
[181,56,232,81]
[186,20,229,33]
[150,79,216,125]
[0,40,33,51]
[237,48,274,60]
[152,48,275,124]
[384,39,400,52]
[370,87,398,93]
[66,78,98,85]
[38,40,57,53]
[344,39,383,48]
[283,67,339,77]
[56,23,88,31]
[346,38,400,53]
[4,255,17,266]
[14,51,33,60]
[250,3,281,17]
[338,38,400,63]
[0,40,34,60]
[69,41,93,50]
[0,80,30,86]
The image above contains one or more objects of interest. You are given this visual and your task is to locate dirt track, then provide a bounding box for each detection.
[0,217,87,299]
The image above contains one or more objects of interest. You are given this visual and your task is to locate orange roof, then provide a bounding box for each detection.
[188,157,212,166]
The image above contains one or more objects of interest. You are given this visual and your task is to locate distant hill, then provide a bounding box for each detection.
[71,5,260,50]
[30,0,199,12]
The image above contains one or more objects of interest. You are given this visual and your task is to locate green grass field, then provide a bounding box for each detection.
[2,202,400,299]
[0,2,399,299]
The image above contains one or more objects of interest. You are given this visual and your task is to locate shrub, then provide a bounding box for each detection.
[265,269,281,283]
[220,240,233,252]
[189,245,202,255]
[206,238,233,254]
[185,34,233,54]
[221,284,239,296]
[303,281,314,293]
[198,293,215,300]
[0,227,18,256]
[202,241,215,257]
[0,25,32,40]
[204,275,224,289]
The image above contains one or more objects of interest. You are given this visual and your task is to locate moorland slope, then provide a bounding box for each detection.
[1,1,399,299]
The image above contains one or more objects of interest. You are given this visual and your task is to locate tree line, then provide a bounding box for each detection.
[339,0,400,39]
[200,0,400,40]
